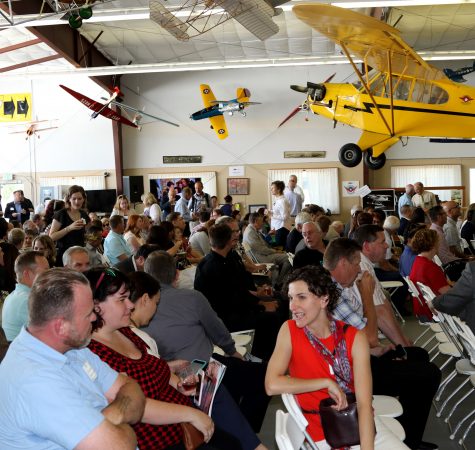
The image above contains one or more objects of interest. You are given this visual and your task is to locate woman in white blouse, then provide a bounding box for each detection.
[111,194,136,218]
[269,180,291,247]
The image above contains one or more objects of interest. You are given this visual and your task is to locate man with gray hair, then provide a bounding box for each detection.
[2,251,49,341]
[0,268,145,449]
[63,245,90,273]
[398,183,415,216]
[243,212,291,284]
[293,222,326,269]
[285,211,311,253]
[284,174,303,217]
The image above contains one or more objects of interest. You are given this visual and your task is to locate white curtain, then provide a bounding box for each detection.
[148,172,217,196]
[268,168,340,214]
[40,176,105,190]
[391,165,461,201]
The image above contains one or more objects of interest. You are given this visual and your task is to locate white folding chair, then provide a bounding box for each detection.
[275,410,309,450]
[242,241,260,264]
[403,276,440,347]
[380,280,405,323]
[372,395,403,418]
[281,393,319,450]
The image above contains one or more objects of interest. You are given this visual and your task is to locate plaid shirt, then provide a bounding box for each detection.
[331,281,367,330]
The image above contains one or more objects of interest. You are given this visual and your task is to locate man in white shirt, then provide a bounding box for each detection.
[412,182,437,211]
[284,175,303,216]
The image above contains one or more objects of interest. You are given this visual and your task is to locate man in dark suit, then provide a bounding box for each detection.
[4,190,34,224]
[113,244,159,274]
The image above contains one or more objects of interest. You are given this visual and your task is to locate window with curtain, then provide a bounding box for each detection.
[391,165,461,201]
[267,168,340,214]
[40,176,105,190]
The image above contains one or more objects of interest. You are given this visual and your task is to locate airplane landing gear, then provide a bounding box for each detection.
[240,111,246,117]
[364,148,386,170]
[338,143,362,167]
[228,112,233,116]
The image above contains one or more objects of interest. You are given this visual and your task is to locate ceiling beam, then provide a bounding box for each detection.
[0,53,61,72]
[0,0,124,193]
[0,38,42,54]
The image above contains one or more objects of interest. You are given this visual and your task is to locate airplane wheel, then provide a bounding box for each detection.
[68,14,83,29]
[364,148,386,170]
[79,7,93,20]
[339,143,362,167]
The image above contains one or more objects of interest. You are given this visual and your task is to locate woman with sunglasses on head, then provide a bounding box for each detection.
[112,194,136,219]
[85,268,243,450]
[265,266,409,450]
[49,185,89,266]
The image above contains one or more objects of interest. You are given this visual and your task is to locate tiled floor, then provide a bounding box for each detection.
[258,317,475,450]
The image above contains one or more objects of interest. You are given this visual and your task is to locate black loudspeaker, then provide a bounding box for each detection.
[123,176,144,203]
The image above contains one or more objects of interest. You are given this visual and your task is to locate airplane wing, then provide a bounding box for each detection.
[209,115,228,140]
[219,0,279,41]
[109,101,180,127]
[149,0,190,41]
[60,85,138,128]
[200,84,217,108]
[293,4,446,81]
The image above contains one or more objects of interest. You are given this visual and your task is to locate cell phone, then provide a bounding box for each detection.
[191,359,207,375]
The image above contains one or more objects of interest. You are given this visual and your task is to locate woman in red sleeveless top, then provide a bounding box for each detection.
[265,266,376,449]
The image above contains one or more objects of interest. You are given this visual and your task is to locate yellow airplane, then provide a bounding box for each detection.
[190,84,260,140]
[288,3,475,170]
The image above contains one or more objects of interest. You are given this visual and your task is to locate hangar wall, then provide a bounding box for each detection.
[3,64,475,215]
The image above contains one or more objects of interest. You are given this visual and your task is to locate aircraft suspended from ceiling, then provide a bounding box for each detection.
[149,0,288,41]
[281,3,475,170]
[59,85,179,129]
[190,84,260,139]
[8,119,58,140]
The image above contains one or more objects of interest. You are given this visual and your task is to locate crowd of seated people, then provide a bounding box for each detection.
[2,179,472,450]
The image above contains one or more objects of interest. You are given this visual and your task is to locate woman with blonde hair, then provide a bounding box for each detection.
[49,185,89,266]
[111,194,136,218]
[124,214,145,253]
[32,235,57,267]
[143,192,162,225]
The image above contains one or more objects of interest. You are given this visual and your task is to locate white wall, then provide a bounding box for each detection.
[122,65,362,169]
[122,64,475,169]
[0,76,115,174]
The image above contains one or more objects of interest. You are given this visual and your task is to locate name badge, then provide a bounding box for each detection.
[83,361,97,381]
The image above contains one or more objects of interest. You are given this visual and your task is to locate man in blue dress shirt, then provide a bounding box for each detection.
[0,268,145,449]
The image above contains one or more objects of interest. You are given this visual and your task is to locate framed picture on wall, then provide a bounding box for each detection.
[227,178,250,195]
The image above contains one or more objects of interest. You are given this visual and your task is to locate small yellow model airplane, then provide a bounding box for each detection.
[287,3,475,170]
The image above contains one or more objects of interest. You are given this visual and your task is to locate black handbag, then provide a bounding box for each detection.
[319,392,359,449]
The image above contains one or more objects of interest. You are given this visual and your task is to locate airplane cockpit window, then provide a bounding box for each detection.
[413,81,448,104]
[428,85,449,104]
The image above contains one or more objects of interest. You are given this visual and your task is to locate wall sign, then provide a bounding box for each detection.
[163,156,202,164]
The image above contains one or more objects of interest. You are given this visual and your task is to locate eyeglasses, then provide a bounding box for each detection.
[448,204,460,211]
[95,268,117,290]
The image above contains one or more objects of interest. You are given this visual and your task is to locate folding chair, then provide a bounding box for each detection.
[403,276,441,347]
[380,280,405,323]
[275,410,315,450]
[281,393,319,450]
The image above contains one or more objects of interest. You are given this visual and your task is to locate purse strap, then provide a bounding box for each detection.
[304,319,354,393]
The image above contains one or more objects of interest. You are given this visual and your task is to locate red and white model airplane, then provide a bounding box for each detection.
[60,85,179,128]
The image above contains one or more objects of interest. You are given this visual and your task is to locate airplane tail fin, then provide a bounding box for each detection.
[236,88,251,102]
